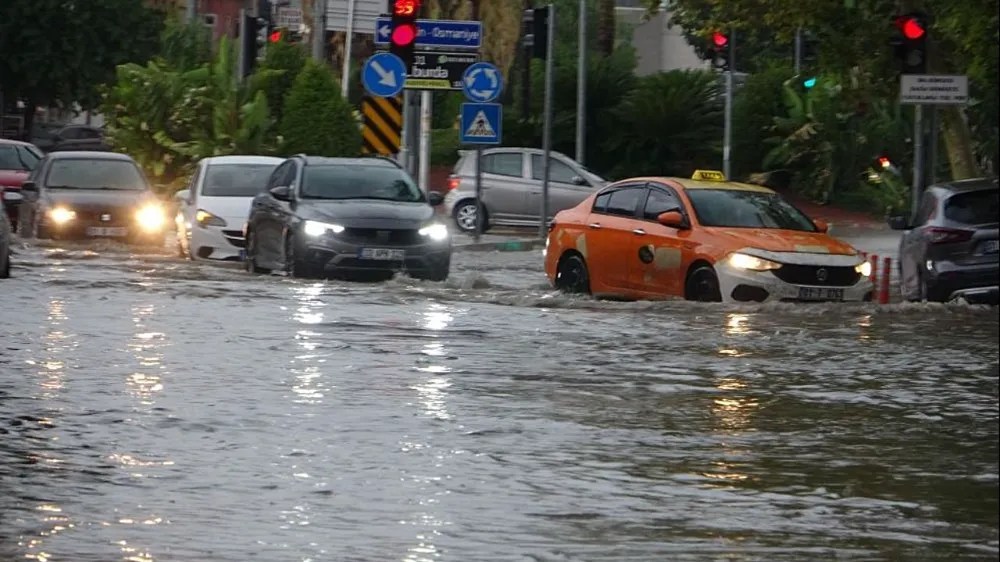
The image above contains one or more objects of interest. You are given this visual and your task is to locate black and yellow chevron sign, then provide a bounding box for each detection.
[361,95,402,155]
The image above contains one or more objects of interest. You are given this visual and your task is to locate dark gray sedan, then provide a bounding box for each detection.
[889,178,998,303]
[244,155,450,281]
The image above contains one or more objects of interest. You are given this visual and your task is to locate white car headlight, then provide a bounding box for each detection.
[135,204,166,232]
[728,252,782,271]
[418,222,449,241]
[195,209,226,227]
[303,220,345,236]
[855,260,872,277]
[48,207,76,224]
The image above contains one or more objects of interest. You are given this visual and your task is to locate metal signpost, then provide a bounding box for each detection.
[722,32,735,180]
[540,4,555,239]
[460,63,503,242]
[899,74,969,221]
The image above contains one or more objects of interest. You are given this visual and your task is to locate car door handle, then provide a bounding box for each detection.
[632,229,646,235]
[589,223,602,229]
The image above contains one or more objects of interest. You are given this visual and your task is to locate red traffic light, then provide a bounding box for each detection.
[878,156,891,169]
[901,17,925,40]
[712,32,728,48]
[391,23,416,47]
[393,0,420,16]
[269,30,282,43]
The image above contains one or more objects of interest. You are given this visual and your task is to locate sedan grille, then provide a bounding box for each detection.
[340,228,421,246]
[771,264,860,287]
[222,230,246,248]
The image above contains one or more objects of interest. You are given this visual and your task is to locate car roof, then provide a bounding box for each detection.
[931,177,998,194]
[296,155,401,168]
[611,175,776,194]
[459,147,571,158]
[203,155,284,166]
[46,151,135,161]
[0,138,36,148]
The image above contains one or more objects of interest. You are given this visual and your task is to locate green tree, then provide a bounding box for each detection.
[251,36,308,125]
[0,0,162,131]
[280,60,361,156]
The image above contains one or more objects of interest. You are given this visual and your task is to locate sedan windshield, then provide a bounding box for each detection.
[302,164,424,202]
[46,159,146,190]
[686,188,817,231]
[202,163,277,197]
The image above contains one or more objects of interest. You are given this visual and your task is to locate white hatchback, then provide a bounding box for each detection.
[174,155,282,260]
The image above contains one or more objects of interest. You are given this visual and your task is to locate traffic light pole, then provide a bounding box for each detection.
[722,31,734,179]
[540,4,555,240]
[237,9,247,83]
[794,27,801,74]
[910,104,924,223]
[575,0,586,165]
[312,0,326,61]
[418,91,432,194]
[341,0,355,98]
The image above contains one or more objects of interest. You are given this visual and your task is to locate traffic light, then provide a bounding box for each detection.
[532,6,550,60]
[892,12,928,74]
[802,76,817,89]
[269,28,283,43]
[390,0,421,69]
[708,31,730,71]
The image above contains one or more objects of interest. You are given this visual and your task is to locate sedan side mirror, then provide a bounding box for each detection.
[20,180,37,193]
[175,189,191,204]
[428,191,444,206]
[657,210,688,229]
[269,185,292,201]
[812,218,829,233]
[887,215,910,230]
[571,175,589,186]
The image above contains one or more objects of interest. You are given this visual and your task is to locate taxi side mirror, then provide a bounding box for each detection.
[812,218,829,233]
[657,210,688,229]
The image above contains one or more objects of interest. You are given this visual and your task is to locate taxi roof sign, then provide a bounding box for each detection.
[691,170,726,181]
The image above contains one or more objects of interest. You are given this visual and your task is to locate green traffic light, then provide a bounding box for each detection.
[803,77,817,89]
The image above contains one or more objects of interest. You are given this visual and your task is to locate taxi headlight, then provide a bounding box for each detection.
[418,222,449,241]
[303,220,345,236]
[855,260,872,277]
[195,209,227,227]
[135,204,166,231]
[48,207,76,224]
[728,252,782,271]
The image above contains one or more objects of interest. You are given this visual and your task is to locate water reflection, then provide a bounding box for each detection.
[290,284,329,405]
[126,304,165,406]
[38,299,69,398]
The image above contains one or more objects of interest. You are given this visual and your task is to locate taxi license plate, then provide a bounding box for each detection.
[981,240,999,254]
[86,226,127,237]
[359,248,404,261]
[798,287,844,301]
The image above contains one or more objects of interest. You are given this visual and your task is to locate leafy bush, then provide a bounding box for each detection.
[430,128,460,167]
[731,63,793,180]
[252,38,307,125]
[605,69,723,179]
[280,59,361,157]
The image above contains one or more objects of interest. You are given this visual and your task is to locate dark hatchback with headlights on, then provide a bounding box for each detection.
[244,155,451,281]
[17,151,168,244]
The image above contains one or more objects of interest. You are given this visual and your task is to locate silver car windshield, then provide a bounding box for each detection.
[301,165,425,202]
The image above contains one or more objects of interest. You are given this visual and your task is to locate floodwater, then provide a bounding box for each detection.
[1,240,997,562]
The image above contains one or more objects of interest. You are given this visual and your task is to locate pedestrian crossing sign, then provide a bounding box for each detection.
[460,102,502,145]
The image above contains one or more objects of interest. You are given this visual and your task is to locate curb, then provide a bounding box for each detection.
[452,238,543,252]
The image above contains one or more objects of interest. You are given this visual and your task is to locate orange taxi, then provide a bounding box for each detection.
[544,170,875,303]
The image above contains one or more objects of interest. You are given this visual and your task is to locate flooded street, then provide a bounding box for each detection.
[1,240,997,562]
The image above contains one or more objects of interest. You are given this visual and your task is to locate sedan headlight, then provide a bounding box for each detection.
[195,209,226,228]
[855,260,872,277]
[135,204,166,232]
[48,207,76,224]
[303,220,345,236]
[728,252,782,271]
[418,222,449,241]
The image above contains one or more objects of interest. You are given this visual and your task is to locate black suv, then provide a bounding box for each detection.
[243,155,450,281]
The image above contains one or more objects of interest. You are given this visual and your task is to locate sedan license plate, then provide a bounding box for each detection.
[980,239,999,254]
[86,226,127,237]
[359,247,405,261]
[798,287,844,301]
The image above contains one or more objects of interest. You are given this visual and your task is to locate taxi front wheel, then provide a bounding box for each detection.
[685,265,722,302]
[556,253,590,294]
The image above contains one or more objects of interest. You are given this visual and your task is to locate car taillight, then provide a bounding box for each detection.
[447,176,460,191]
[927,227,973,244]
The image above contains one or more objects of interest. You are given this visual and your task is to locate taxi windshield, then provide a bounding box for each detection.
[686,189,817,232]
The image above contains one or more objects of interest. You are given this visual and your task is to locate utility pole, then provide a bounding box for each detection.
[722,30,734,179]
[575,0,586,165]
[418,91,432,194]
[312,0,326,61]
[341,0,357,98]
[794,27,802,74]
[911,104,924,222]
[186,0,197,23]
[540,3,555,239]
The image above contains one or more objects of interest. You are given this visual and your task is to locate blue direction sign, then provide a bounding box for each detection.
[460,103,502,145]
[362,52,406,98]
[462,62,503,103]
[374,18,482,49]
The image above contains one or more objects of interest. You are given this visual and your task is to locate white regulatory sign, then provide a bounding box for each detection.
[899,74,969,105]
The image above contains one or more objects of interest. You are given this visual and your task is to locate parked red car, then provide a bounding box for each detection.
[0,138,45,231]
